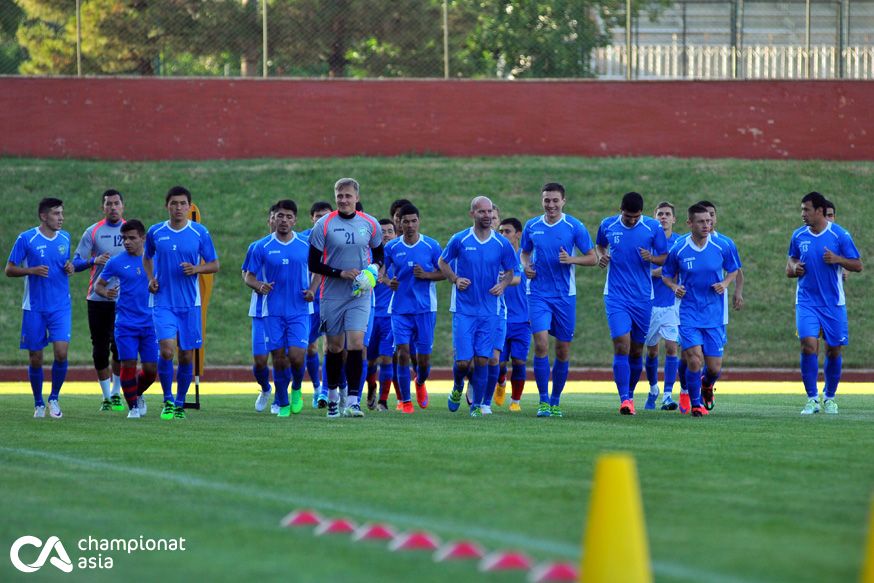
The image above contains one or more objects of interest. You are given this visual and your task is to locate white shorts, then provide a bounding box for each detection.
[645,304,679,346]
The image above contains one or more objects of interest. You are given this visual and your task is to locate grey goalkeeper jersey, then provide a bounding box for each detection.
[73,219,125,301]
[309,211,382,300]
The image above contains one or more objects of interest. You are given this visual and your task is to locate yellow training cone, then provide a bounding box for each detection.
[862,496,874,583]
[580,453,652,583]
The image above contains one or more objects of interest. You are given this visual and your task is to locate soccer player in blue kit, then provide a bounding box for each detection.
[661,204,739,418]
[369,218,397,411]
[245,200,314,417]
[6,198,74,418]
[94,220,157,418]
[439,196,517,418]
[144,186,220,420]
[520,183,597,418]
[496,217,530,412]
[384,203,444,414]
[595,192,668,415]
[786,192,862,415]
[303,201,333,409]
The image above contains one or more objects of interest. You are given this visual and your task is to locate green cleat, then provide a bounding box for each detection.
[110,394,125,411]
[536,402,552,417]
[100,399,112,412]
[800,397,820,416]
[823,398,838,414]
[550,405,563,418]
[290,389,303,414]
[448,389,462,412]
[469,406,482,418]
[278,405,291,417]
[160,400,175,420]
[173,406,186,420]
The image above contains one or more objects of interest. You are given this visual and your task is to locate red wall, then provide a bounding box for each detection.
[2,77,872,160]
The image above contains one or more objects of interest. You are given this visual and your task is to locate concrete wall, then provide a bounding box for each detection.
[2,77,871,160]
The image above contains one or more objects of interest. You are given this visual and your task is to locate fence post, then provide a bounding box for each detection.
[75,0,82,76]
[261,0,268,77]
[443,0,449,79]
[626,0,632,80]
[805,0,812,78]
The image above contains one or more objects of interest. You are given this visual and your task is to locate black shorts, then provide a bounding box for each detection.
[87,300,119,369]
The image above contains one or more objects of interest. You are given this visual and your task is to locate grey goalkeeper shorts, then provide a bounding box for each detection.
[319,292,372,337]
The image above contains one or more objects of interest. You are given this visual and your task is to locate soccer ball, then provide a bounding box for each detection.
[352,264,379,296]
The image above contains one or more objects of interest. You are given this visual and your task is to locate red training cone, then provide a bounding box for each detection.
[433,540,486,562]
[353,523,397,541]
[479,551,533,572]
[314,518,356,536]
[389,531,440,551]
[280,509,322,528]
[528,562,579,582]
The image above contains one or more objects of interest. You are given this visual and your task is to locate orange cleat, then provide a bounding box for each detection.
[494,384,506,407]
[415,383,429,409]
[679,392,691,415]
[396,401,403,411]
[619,399,636,415]
[402,401,414,414]
[691,405,709,417]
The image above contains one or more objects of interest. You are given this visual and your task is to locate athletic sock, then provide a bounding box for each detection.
[253,365,271,392]
[136,370,154,396]
[800,352,819,398]
[28,365,44,407]
[663,355,679,395]
[613,354,630,401]
[120,365,138,409]
[174,362,193,408]
[325,351,343,391]
[273,366,291,407]
[824,354,842,399]
[549,360,569,406]
[628,356,643,399]
[685,367,703,407]
[291,363,305,391]
[306,353,320,389]
[483,364,499,406]
[398,366,412,402]
[345,350,363,398]
[328,388,340,404]
[378,363,393,401]
[110,373,121,397]
[645,355,659,388]
[703,368,721,388]
[98,378,112,400]
[678,358,688,391]
[510,363,526,400]
[366,362,378,389]
[49,360,67,401]
[452,362,466,392]
[322,353,329,391]
[158,357,174,401]
[471,363,487,407]
[533,355,550,403]
[416,364,431,386]
[498,365,507,386]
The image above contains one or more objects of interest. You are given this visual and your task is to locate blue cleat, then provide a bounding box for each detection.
[312,389,321,409]
[644,393,658,410]
[536,402,552,417]
[448,389,462,412]
[660,396,678,410]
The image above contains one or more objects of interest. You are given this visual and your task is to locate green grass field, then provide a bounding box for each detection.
[1,392,873,582]
[0,156,872,368]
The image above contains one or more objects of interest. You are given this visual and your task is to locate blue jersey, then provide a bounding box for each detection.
[712,231,743,271]
[441,228,517,317]
[247,232,313,318]
[373,274,393,317]
[7,227,72,311]
[101,252,152,330]
[384,235,441,314]
[300,227,321,309]
[145,220,218,309]
[662,235,740,328]
[242,239,267,318]
[596,215,668,301]
[504,248,529,324]
[788,222,860,307]
[652,232,681,308]
[520,214,593,298]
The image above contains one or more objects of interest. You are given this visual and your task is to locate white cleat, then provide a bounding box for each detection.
[48,399,62,418]
[255,390,271,412]
[127,407,142,419]
[137,396,147,416]
[269,403,280,415]
[34,405,46,418]
[481,405,493,415]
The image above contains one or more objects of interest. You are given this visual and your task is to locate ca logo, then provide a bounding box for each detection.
[10,535,73,573]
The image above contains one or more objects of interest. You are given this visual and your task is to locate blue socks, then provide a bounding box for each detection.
[452,362,466,392]
[628,356,643,399]
[397,366,411,403]
[416,364,431,386]
[645,355,659,387]
[174,362,193,408]
[800,353,819,398]
[158,357,174,401]
[533,356,550,403]
[28,365,44,406]
[664,355,679,395]
[471,364,487,407]
[49,360,67,401]
[274,366,291,407]
[484,364,499,406]
[291,364,305,391]
[613,354,630,401]
[252,365,271,392]
[685,367,703,407]
[824,355,842,399]
[306,353,320,389]
[550,360,569,406]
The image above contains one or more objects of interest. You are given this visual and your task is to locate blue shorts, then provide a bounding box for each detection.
[391,312,436,355]
[606,297,652,344]
[453,314,498,361]
[679,326,726,358]
[20,308,72,351]
[153,306,202,351]
[366,315,394,360]
[308,311,323,344]
[251,317,268,356]
[265,314,310,351]
[528,295,576,342]
[115,325,159,363]
[796,304,848,347]
[363,302,375,347]
[501,321,532,362]
[492,317,507,353]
